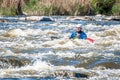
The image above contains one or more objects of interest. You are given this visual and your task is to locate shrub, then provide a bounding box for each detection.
[1,7,17,16]
[0,0,23,16]
[40,4,60,15]
[112,3,120,16]
[26,0,37,7]
[91,0,115,15]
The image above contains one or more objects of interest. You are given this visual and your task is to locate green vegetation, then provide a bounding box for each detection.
[112,3,120,16]
[0,0,120,16]
[0,7,17,16]
[22,0,91,16]
[91,0,115,15]
[0,0,23,16]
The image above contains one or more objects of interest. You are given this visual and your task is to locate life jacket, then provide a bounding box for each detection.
[70,31,87,39]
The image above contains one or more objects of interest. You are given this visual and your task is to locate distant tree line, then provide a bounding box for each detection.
[0,0,120,16]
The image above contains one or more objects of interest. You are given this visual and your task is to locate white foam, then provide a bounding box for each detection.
[20,60,53,71]
[4,29,27,37]
[55,52,75,58]
[55,66,76,71]
[0,16,120,78]
[52,40,77,49]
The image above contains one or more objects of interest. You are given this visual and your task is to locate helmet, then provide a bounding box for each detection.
[76,24,82,29]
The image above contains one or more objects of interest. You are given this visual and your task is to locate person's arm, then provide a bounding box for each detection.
[79,32,87,39]
[69,31,77,39]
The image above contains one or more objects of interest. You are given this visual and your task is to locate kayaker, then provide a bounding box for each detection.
[69,24,87,39]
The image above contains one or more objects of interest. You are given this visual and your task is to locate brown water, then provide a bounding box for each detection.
[0,16,120,80]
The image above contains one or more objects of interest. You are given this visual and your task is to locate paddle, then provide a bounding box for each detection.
[87,38,94,43]
[51,36,94,43]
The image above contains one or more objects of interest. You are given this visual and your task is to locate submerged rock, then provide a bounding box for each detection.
[93,62,120,69]
[0,19,9,22]
[18,16,54,21]
[103,16,120,21]
[66,16,93,21]
[67,16,120,21]
[39,16,54,21]
[0,56,31,68]
[51,70,89,78]
[110,16,120,21]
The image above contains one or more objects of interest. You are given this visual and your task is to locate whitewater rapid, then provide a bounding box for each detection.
[0,16,120,80]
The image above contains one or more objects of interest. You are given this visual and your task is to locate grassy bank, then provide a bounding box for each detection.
[22,0,92,16]
[0,0,23,16]
[0,0,120,16]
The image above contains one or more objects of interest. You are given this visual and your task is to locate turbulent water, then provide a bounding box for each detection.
[0,16,120,80]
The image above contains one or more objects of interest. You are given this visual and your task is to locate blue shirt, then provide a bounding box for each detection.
[70,31,87,39]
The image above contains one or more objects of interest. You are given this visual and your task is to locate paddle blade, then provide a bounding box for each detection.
[87,38,94,43]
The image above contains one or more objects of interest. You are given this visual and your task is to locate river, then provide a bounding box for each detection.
[0,16,120,80]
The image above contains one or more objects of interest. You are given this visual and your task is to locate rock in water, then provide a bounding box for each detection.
[0,56,31,68]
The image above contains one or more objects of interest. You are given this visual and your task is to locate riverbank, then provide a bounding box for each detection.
[0,0,120,16]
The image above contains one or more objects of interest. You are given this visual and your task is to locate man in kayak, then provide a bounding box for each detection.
[69,24,94,43]
[69,24,87,39]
